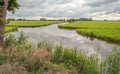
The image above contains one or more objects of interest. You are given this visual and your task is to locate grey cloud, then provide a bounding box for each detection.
[7,0,120,20]
[46,0,72,5]
[105,1,120,14]
[83,0,120,15]
[84,0,119,7]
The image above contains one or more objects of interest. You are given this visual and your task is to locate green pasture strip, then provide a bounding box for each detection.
[7,21,61,27]
[59,21,120,29]
[5,27,18,33]
[77,29,120,43]
[59,21,120,43]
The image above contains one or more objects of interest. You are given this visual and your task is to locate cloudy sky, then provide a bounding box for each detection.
[7,0,120,20]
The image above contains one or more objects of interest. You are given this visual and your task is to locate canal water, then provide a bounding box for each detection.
[11,24,120,58]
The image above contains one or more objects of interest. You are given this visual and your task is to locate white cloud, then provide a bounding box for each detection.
[7,0,120,20]
[89,11,120,20]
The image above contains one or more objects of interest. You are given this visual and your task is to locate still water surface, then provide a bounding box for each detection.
[11,24,120,57]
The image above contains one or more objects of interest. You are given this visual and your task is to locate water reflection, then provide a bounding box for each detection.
[11,24,120,57]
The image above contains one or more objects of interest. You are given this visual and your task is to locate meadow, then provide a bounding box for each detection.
[59,21,120,43]
[77,29,120,43]
[5,20,62,33]
[59,21,120,29]
[5,27,18,33]
[7,21,61,27]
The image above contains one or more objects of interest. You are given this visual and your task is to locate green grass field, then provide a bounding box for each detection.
[59,21,120,43]
[5,27,18,33]
[77,29,120,43]
[5,21,61,33]
[7,21,61,27]
[59,21,120,29]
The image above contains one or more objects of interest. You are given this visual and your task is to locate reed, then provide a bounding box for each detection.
[0,33,119,74]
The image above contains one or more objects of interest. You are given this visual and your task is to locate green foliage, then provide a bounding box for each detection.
[0,0,4,10]
[67,19,76,23]
[0,0,20,14]
[40,18,47,21]
[79,18,92,21]
[7,0,20,14]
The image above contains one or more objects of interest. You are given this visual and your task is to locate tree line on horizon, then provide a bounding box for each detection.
[7,17,93,21]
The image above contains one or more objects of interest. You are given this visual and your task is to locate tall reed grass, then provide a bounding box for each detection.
[0,33,119,74]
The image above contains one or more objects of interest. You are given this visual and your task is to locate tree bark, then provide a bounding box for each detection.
[0,0,8,46]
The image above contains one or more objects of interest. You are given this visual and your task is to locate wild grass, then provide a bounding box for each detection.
[51,46,99,74]
[100,48,120,74]
[1,33,77,74]
[0,33,119,74]
[7,21,62,27]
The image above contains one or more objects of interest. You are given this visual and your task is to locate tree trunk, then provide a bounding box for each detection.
[0,0,8,46]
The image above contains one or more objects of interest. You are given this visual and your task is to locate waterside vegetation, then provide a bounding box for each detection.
[0,33,119,74]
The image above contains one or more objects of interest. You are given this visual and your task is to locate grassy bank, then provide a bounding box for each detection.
[5,27,18,33]
[0,33,119,74]
[58,21,120,43]
[5,21,62,33]
[7,21,61,27]
[76,29,120,44]
[59,21,120,29]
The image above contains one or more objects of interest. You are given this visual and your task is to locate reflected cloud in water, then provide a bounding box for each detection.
[11,24,120,58]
